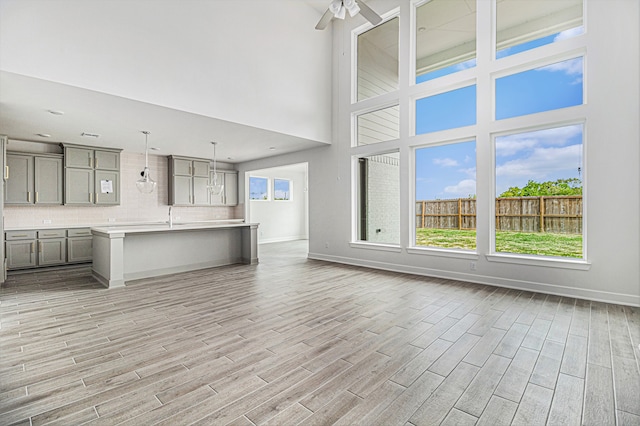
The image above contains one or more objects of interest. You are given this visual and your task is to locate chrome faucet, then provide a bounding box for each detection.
[168,206,173,228]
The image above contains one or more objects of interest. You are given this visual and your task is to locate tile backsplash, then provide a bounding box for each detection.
[4,152,241,229]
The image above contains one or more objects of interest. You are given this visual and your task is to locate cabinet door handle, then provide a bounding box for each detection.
[27,192,31,203]
[89,192,93,203]
[38,241,42,253]
[4,165,8,179]
[35,192,39,203]
[95,193,98,203]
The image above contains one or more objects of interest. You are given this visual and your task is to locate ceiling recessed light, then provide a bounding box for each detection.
[81,132,100,138]
[227,157,233,160]
[269,147,276,151]
[47,110,64,115]
[36,133,51,138]
[418,26,426,32]
[150,147,160,151]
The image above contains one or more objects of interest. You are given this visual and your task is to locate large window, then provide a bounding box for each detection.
[416,85,476,134]
[495,57,584,120]
[357,152,400,245]
[357,17,399,101]
[349,1,587,264]
[357,105,400,146]
[415,0,477,83]
[495,124,583,258]
[496,0,583,58]
[415,141,477,250]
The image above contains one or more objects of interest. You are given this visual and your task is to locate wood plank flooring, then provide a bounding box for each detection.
[1,240,639,425]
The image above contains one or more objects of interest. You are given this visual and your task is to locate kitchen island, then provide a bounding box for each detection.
[91,221,258,288]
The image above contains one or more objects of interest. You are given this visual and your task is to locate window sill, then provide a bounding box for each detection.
[485,253,591,270]
[406,246,479,260]
[350,242,402,253]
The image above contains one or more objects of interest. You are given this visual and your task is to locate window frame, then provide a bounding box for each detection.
[248,176,270,201]
[273,178,292,202]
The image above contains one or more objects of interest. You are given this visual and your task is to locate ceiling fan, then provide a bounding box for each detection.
[315,0,383,30]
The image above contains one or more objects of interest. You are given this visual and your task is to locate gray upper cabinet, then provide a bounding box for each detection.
[63,144,121,205]
[5,152,63,205]
[210,171,238,206]
[34,156,63,204]
[168,156,211,206]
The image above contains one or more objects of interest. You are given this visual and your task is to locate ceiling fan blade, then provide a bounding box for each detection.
[356,0,383,26]
[315,8,334,30]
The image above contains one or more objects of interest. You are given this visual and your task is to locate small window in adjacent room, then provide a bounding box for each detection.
[495,57,584,120]
[415,140,477,250]
[496,0,583,59]
[357,151,400,245]
[495,124,584,259]
[249,176,269,200]
[415,0,477,83]
[357,17,399,102]
[273,179,291,201]
[416,85,476,135]
[356,105,400,146]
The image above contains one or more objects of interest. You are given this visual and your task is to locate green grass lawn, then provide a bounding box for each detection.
[416,228,583,258]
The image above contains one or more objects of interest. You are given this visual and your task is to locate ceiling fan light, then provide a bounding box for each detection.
[344,0,360,16]
[330,0,345,19]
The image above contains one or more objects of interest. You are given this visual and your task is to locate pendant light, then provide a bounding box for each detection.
[209,141,224,196]
[136,131,156,194]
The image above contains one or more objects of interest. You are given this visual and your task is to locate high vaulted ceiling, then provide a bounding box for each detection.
[0,0,335,162]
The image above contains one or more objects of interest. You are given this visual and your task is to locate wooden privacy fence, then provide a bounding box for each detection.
[416,196,582,234]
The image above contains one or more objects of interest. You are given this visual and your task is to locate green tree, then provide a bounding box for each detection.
[499,178,582,197]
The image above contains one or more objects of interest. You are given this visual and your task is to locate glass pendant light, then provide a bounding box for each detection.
[136,131,156,194]
[209,141,224,196]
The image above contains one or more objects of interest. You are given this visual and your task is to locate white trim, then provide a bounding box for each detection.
[349,241,402,253]
[407,246,479,260]
[307,252,637,307]
[485,253,590,270]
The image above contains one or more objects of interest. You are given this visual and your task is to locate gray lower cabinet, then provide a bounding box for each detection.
[67,228,93,263]
[5,231,37,269]
[5,152,63,205]
[36,230,66,266]
[5,228,92,270]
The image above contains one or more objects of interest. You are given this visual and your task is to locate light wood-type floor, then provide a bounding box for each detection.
[1,240,639,425]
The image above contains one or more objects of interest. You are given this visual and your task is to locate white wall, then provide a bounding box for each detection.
[247,165,308,244]
[0,0,332,144]
[238,0,640,306]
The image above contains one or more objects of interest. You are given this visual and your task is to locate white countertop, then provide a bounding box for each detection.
[5,219,246,232]
[91,220,256,235]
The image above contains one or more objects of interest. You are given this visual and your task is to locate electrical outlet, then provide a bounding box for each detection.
[43,219,52,224]
[470,262,477,271]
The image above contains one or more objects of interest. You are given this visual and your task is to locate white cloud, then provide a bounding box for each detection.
[444,179,477,197]
[554,27,584,42]
[433,157,459,167]
[496,125,583,157]
[496,144,582,179]
[538,57,583,76]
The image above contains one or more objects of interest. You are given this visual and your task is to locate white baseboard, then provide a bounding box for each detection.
[308,252,640,307]
[259,236,308,244]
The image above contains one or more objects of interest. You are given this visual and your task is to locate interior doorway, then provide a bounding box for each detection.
[245,163,309,251]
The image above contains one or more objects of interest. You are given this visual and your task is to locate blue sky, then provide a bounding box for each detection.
[415,28,584,201]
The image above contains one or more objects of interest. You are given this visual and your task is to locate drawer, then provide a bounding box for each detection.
[38,230,66,239]
[5,230,37,240]
[67,228,92,237]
